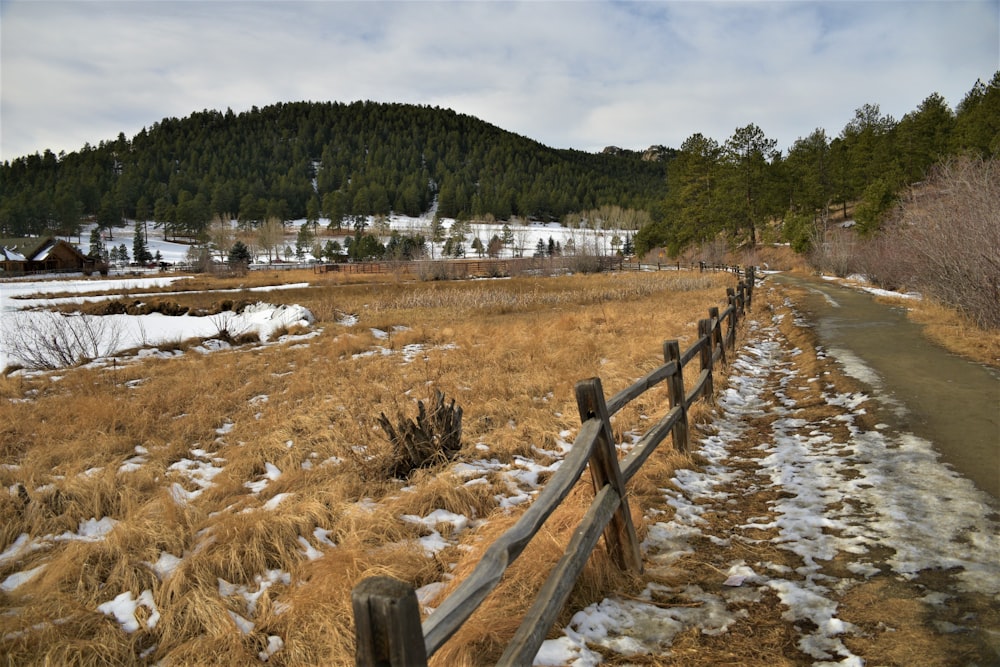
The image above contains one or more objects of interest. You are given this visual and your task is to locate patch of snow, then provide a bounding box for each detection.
[97,590,160,633]
[1,564,46,592]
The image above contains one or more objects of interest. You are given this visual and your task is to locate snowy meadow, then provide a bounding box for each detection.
[1,258,739,664]
[2,232,996,665]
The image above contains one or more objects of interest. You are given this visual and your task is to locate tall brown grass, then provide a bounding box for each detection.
[0,269,735,665]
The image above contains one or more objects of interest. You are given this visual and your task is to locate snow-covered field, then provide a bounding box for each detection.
[74,214,627,268]
[0,276,316,372]
[1,215,630,372]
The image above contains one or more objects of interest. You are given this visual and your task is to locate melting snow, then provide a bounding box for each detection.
[537,309,1000,665]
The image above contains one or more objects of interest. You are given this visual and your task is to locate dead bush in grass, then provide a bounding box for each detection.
[377,390,463,479]
[5,310,125,370]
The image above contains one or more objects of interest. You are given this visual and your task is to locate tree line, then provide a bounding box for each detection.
[0,101,668,241]
[635,71,1000,257]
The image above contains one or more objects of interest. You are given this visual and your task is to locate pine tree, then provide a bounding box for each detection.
[501,223,514,249]
[533,238,547,257]
[132,222,152,265]
[87,227,106,262]
[487,235,503,258]
[228,240,252,268]
[622,234,635,257]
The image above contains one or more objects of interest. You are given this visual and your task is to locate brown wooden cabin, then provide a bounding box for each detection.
[0,237,95,275]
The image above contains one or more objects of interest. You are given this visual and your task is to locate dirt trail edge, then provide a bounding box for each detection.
[537,281,1000,667]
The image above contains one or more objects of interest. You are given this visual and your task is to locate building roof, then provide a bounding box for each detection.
[1,246,28,262]
[0,236,89,264]
[0,237,52,259]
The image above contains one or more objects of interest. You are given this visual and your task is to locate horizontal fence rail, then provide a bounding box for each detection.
[353,267,756,666]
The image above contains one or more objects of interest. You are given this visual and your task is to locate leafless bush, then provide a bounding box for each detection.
[5,311,125,370]
[209,312,260,345]
[810,229,863,278]
[563,252,604,274]
[377,390,463,479]
[864,156,1000,328]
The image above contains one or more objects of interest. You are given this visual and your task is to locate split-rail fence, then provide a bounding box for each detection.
[352,268,757,666]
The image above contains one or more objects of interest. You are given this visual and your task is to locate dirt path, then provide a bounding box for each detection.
[542,283,1000,666]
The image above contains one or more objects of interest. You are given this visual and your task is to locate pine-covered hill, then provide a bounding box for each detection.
[0,101,671,239]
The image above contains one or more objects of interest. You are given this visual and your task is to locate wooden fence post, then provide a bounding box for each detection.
[575,378,643,574]
[663,340,689,452]
[726,288,738,349]
[698,318,714,401]
[746,267,755,309]
[737,281,746,316]
[352,576,428,667]
[708,306,726,366]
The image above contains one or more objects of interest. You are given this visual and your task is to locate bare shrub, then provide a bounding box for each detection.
[869,157,1000,328]
[5,311,124,370]
[377,390,463,479]
[564,252,604,274]
[810,229,863,278]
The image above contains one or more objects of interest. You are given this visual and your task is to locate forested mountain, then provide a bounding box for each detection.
[635,71,1000,256]
[4,73,997,258]
[0,102,669,240]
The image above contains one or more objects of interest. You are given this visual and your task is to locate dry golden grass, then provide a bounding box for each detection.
[891,296,1000,369]
[0,269,737,665]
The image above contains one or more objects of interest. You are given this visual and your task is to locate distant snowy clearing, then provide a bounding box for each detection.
[0,274,316,372]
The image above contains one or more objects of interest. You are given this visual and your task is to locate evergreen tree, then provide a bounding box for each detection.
[722,123,779,249]
[295,223,314,260]
[952,72,1000,157]
[228,240,252,268]
[637,133,723,256]
[622,234,634,256]
[87,227,106,262]
[323,239,343,262]
[501,223,514,250]
[132,221,152,264]
[533,238,547,257]
[896,93,956,181]
[487,234,503,258]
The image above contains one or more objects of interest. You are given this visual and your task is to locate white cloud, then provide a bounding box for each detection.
[1,0,997,161]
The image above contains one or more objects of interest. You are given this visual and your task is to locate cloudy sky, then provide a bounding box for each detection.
[1,0,997,162]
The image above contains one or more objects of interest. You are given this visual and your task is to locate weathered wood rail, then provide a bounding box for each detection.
[352,268,757,666]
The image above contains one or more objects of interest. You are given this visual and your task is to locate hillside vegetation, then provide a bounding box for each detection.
[0,102,668,240]
[637,71,999,257]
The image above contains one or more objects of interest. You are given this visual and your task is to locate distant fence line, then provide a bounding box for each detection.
[352,268,757,666]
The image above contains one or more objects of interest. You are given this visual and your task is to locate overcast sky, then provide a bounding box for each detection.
[1,0,997,162]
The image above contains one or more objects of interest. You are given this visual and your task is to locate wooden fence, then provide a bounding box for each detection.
[352,268,757,666]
